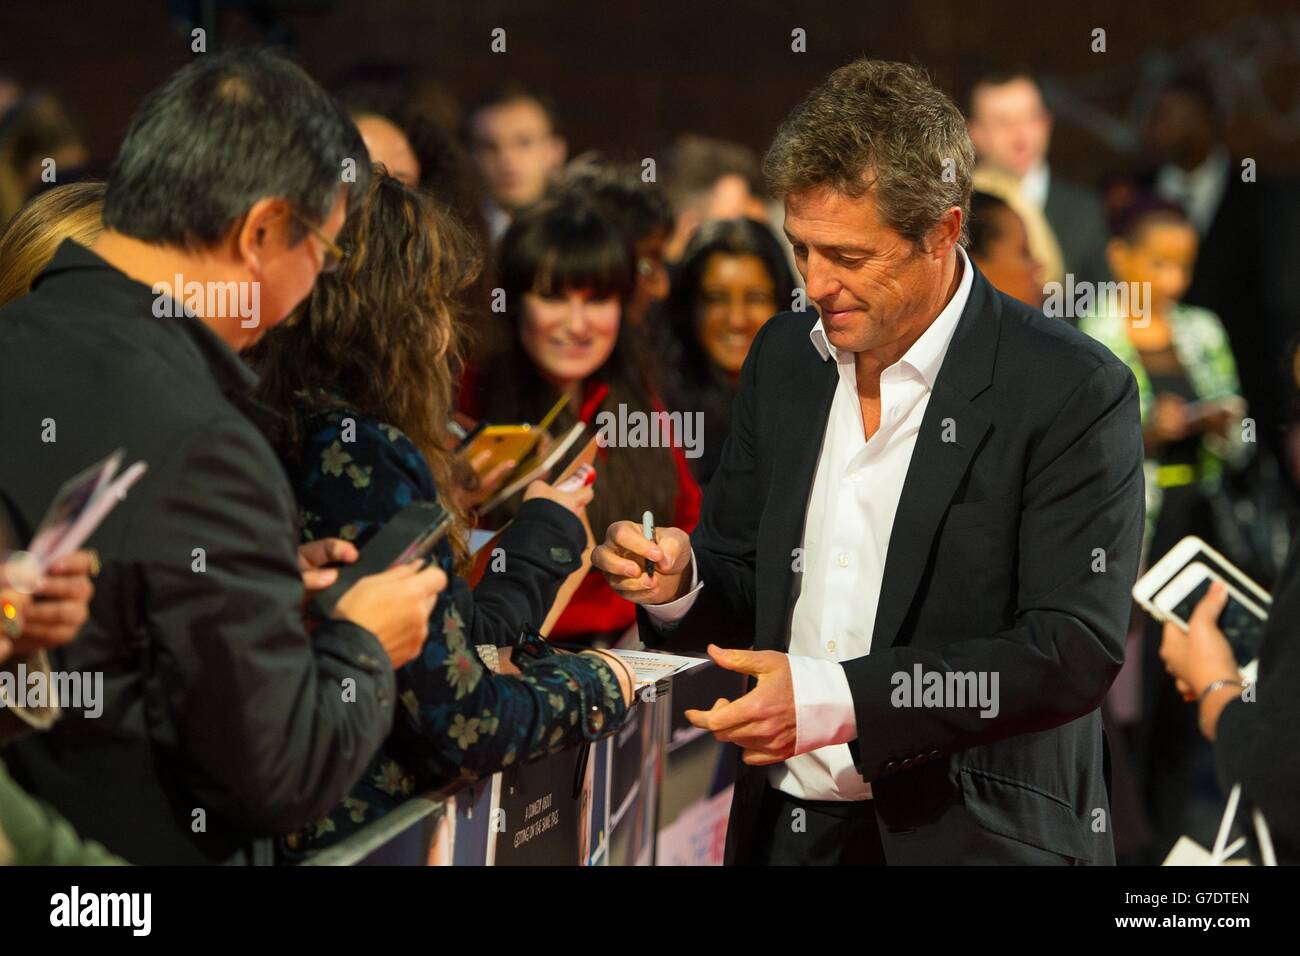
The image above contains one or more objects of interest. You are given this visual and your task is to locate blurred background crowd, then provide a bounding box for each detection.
[2,0,1299,865]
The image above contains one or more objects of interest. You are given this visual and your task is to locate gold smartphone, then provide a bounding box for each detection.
[460,425,539,474]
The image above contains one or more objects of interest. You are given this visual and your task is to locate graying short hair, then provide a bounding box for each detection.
[763,59,973,247]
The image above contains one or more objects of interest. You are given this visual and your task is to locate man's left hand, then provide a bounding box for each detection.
[685,644,797,766]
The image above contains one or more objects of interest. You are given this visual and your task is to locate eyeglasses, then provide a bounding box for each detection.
[289,208,348,274]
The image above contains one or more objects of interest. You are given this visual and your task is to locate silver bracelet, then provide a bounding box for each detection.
[1199,677,1244,700]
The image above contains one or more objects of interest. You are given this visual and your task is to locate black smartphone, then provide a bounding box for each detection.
[1157,564,1268,667]
[307,500,451,620]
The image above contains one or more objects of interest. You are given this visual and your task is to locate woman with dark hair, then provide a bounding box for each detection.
[1081,194,1250,565]
[551,155,674,330]
[249,172,633,857]
[464,194,701,644]
[966,190,1044,309]
[661,217,797,487]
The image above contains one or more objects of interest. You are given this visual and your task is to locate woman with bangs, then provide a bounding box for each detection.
[249,171,634,858]
[659,217,798,489]
[463,194,701,646]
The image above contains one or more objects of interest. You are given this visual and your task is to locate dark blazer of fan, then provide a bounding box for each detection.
[640,264,1146,865]
[0,241,402,865]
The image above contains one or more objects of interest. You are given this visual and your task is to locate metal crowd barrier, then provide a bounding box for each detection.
[297,659,749,866]
[298,675,679,866]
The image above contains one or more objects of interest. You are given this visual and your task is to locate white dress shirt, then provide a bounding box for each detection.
[646,246,975,801]
[483,200,512,244]
[1019,160,1050,210]
[1155,146,1229,236]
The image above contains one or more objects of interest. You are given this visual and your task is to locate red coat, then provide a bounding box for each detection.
[458,368,702,641]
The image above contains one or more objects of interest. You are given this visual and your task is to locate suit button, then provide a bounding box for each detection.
[549,547,573,563]
[900,757,913,769]
[885,761,896,772]
[929,750,940,758]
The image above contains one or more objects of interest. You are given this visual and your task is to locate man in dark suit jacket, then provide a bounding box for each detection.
[1043,176,1110,289]
[593,59,1145,864]
[967,70,1110,290]
[0,50,445,864]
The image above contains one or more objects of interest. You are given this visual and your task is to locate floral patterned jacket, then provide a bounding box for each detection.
[277,406,628,859]
[1079,303,1252,560]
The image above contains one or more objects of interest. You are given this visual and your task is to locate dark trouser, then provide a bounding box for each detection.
[753,784,886,865]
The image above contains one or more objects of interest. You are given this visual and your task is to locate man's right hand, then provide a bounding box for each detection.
[591,520,692,605]
[332,562,448,669]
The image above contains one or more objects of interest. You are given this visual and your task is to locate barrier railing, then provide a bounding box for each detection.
[296,660,746,866]
[297,676,676,866]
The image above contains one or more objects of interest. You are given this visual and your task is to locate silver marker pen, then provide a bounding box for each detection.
[642,510,656,576]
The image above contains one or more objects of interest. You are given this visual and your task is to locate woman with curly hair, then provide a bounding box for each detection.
[249,170,634,857]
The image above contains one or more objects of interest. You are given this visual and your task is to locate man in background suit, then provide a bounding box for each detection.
[967,71,1110,294]
[593,59,1145,864]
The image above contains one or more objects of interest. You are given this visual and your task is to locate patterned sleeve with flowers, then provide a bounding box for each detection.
[291,408,628,790]
[1174,304,1254,470]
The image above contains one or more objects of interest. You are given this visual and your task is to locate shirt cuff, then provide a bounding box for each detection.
[787,655,858,755]
[641,552,701,630]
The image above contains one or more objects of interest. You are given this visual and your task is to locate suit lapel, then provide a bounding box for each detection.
[761,338,837,652]
[870,271,1002,651]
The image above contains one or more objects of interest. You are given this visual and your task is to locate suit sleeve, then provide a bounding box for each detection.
[471,498,587,645]
[841,359,1144,780]
[636,318,773,653]
[141,421,396,832]
[300,422,628,784]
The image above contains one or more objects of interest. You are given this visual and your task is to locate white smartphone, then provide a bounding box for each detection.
[1133,535,1271,621]
[1152,561,1268,666]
